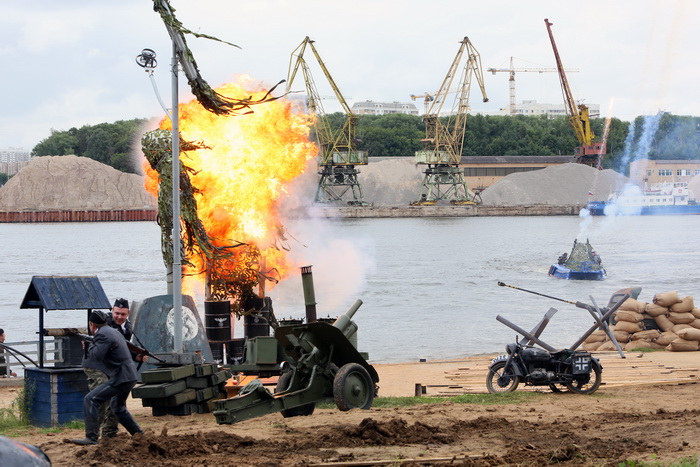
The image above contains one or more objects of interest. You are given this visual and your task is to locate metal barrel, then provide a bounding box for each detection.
[204,300,232,342]
[300,265,317,323]
[243,296,272,338]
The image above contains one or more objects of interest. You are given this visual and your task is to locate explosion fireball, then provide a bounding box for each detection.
[143,77,317,311]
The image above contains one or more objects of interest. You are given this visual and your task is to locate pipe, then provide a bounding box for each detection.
[300,265,317,323]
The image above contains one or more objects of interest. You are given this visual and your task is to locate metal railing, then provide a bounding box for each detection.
[0,338,65,378]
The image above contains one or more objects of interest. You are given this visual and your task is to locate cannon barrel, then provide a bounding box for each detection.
[300,265,317,323]
[333,299,362,340]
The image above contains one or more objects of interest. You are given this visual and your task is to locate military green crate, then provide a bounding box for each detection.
[184,402,212,414]
[185,375,211,389]
[141,365,195,384]
[208,369,231,386]
[141,388,197,407]
[132,380,187,399]
[206,393,227,413]
[195,386,218,403]
[194,363,217,377]
[152,404,192,416]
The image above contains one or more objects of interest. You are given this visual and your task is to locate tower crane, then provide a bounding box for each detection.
[487,57,578,116]
[411,37,488,206]
[409,93,436,114]
[544,19,605,168]
[286,36,370,205]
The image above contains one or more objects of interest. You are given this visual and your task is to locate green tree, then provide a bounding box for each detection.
[0,173,9,187]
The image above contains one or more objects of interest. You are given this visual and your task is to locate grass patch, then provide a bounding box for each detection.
[317,391,546,409]
[618,454,698,466]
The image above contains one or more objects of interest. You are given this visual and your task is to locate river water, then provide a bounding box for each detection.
[1,214,698,364]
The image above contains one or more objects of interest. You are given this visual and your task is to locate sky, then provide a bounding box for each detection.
[1,0,698,151]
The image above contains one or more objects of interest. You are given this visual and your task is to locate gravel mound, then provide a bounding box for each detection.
[359,158,424,206]
[0,155,156,211]
[480,163,628,206]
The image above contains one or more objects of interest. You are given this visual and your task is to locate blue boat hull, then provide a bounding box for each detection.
[548,264,606,281]
[586,201,700,216]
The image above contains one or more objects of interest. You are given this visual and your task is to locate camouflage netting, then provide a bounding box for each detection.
[152,0,283,116]
[142,130,264,307]
[563,239,604,272]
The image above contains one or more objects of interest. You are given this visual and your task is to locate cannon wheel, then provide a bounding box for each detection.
[333,363,374,411]
[276,371,315,418]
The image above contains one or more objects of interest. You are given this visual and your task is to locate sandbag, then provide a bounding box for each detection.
[654,331,677,346]
[625,340,653,351]
[615,310,645,323]
[691,308,700,319]
[653,291,682,307]
[671,324,692,334]
[654,314,674,331]
[584,330,607,343]
[670,296,695,313]
[612,330,631,343]
[631,329,661,341]
[668,312,695,325]
[690,319,700,330]
[582,341,603,351]
[645,303,669,317]
[618,298,647,313]
[667,338,700,352]
[677,328,700,342]
[597,341,619,351]
[646,341,667,350]
[613,320,644,334]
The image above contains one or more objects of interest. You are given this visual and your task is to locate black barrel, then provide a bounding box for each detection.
[204,300,232,342]
[242,296,272,338]
[225,338,246,364]
[209,342,224,363]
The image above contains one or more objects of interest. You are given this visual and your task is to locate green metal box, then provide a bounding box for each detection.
[246,337,278,365]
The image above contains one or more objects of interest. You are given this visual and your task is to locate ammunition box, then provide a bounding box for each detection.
[141,388,197,407]
[141,365,195,383]
[194,363,217,377]
[132,380,187,399]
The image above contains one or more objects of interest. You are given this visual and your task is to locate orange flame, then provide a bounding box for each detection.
[144,77,317,296]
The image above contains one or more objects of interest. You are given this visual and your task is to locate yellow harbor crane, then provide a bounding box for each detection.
[545,19,605,167]
[411,36,488,205]
[487,57,578,116]
[286,36,370,205]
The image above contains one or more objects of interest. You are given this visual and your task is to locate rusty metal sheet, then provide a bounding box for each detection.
[20,276,111,311]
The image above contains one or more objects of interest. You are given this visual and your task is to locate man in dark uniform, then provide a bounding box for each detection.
[83,298,146,439]
[70,310,143,445]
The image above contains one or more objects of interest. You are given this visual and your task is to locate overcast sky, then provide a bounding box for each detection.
[1,0,697,150]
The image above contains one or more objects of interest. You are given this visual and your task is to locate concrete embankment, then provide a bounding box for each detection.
[0,209,157,223]
[314,204,584,218]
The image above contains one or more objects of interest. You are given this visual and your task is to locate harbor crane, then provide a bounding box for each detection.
[487,57,578,116]
[412,36,488,205]
[545,19,605,168]
[286,37,370,205]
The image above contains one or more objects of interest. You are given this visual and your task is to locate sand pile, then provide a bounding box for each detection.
[480,163,628,206]
[359,158,424,206]
[0,155,156,211]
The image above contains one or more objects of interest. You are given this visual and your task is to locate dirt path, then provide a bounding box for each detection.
[4,351,699,466]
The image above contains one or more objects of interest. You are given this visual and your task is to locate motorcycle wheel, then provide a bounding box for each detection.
[486,362,520,393]
[548,383,568,393]
[565,362,602,395]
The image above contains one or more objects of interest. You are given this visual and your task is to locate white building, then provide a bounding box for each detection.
[351,101,419,116]
[0,147,30,164]
[505,100,601,118]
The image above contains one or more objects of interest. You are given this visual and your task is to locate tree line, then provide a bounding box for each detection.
[26,112,700,177]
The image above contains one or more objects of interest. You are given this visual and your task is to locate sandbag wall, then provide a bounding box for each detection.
[582,291,700,352]
[132,363,232,416]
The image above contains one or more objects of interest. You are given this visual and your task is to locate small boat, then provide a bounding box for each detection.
[587,182,700,216]
[549,239,606,281]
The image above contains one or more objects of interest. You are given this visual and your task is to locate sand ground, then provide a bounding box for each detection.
[1,351,699,466]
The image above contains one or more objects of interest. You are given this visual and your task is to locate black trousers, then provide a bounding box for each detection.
[83,380,141,441]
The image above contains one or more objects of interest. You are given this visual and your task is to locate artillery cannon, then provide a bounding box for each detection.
[213,268,378,424]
